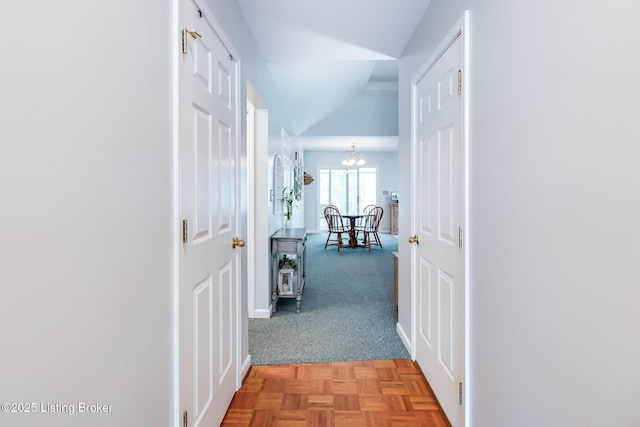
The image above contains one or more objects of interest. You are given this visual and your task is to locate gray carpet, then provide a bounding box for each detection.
[249,232,409,365]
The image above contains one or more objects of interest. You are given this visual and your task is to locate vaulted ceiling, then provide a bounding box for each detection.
[235,0,431,151]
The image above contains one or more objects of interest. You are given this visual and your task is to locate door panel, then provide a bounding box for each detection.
[438,269,454,379]
[180,2,238,426]
[217,262,233,382]
[194,107,212,242]
[413,33,464,427]
[217,122,233,233]
[438,125,454,244]
[418,257,432,347]
[419,137,432,234]
[194,276,212,415]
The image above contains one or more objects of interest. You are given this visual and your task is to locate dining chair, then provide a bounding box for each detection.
[323,205,347,251]
[357,204,376,229]
[359,206,383,251]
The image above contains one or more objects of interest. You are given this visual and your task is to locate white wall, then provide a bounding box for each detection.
[303,90,399,136]
[398,1,640,426]
[0,2,173,426]
[303,151,399,232]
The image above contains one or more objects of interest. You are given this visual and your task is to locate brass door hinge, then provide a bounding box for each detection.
[457,70,462,94]
[181,28,201,54]
[183,410,188,427]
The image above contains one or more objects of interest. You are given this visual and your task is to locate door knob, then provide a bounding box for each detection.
[408,235,419,244]
[232,237,246,249]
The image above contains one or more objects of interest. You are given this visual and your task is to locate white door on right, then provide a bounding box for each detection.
[413,33,464,427]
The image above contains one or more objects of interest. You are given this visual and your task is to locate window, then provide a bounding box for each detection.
[318,167,377,230]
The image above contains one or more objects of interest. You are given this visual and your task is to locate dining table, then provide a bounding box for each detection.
[341,213,364,248]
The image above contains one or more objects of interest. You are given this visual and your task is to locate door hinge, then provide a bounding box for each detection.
[182,219,188,244]
[457,70,462,94]
[181,28,201,54]
[459,382,463,405]
[183,410,188,427]
[458,226,463,248]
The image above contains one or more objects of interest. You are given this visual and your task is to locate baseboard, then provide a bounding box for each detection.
[396,322,413,357]
[240,354,251,384]
[250,308,271,319]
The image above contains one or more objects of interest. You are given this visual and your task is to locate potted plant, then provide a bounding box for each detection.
[281,185,299,227]
[278,254,297,271]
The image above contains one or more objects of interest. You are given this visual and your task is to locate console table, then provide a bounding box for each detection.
[271,228,307,313]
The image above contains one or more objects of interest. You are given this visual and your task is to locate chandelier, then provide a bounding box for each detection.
[341,143,366,166]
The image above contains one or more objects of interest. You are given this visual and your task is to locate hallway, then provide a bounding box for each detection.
[249,233,407,365]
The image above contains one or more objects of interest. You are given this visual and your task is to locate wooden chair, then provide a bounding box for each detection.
[358,206,383,251]
[323,205,347,251]
[357,204,376,229]
[362,204,376,214]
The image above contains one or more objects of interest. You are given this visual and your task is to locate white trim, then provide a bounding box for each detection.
[409,57,418,362]
[171,1,180,426]
[254,108,270,317]
[410,11,470,427]
[233,67,243,391]
[252,308,272,319]
[247,100,256,319]
[396,322,413,356]
[461,11,471,427]
[240,355,252,382]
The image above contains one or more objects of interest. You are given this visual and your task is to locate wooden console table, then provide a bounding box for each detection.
[271,228,307,313]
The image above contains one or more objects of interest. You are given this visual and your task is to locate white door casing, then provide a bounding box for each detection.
[411,14,468,427]
[179,1,240,426]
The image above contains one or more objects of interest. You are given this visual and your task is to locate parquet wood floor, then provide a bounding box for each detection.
[221,359,450,427]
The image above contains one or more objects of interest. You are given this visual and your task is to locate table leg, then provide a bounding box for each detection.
[349,218,357,248]
[271,254,278,313]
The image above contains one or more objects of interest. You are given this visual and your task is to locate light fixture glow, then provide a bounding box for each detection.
[341,143,365,166]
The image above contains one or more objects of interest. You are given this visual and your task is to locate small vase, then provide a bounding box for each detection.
[284,218,292,229]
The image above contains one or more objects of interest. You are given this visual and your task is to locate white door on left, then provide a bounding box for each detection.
[179,2,239,426]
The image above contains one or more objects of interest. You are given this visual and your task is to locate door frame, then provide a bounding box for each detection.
[172,0,244,425]
[409,11,470,424]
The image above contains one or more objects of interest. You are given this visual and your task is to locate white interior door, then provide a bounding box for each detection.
[179,2,239,426]
[412,33,465,427]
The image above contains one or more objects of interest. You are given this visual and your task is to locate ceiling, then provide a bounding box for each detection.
[234,0,431,151]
